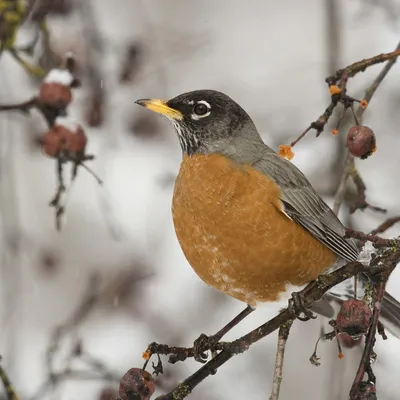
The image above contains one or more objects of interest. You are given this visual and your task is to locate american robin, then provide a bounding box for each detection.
[135,90,400,341]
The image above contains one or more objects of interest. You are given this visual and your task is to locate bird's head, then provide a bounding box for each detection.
[135,90,261,156]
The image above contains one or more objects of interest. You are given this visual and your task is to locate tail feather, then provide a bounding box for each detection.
[380,291,400,339]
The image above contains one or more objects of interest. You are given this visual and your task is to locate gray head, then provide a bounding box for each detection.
[135,90,263,156]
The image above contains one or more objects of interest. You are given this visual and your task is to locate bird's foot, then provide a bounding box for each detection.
[193,333,219,363]
[288,291,317,321]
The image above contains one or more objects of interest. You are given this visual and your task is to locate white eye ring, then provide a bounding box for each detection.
[191,100,211,120]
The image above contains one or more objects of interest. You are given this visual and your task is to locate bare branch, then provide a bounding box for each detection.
[333,41,400,214]
[269,320,293,400]
[350,282,387,399]
[348,163,387,214]
[370,216,400,235]
[344,228,398,247]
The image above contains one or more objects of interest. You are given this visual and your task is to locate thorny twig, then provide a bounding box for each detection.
[269,320,293,400]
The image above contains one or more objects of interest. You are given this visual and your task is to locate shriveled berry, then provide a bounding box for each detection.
[119,368,155,400]
[346,126,376,159]
[336,299,371,337]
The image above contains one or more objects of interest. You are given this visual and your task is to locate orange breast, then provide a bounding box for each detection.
[172,154,337,306]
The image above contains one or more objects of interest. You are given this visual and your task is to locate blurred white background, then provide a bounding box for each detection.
[1,1,400,399]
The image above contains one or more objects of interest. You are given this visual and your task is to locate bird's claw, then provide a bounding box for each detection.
[193,333,219,363]
[288,292,317,321]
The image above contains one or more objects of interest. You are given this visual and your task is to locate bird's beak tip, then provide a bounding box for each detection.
[135,99,149,106]
[134,98,183,120]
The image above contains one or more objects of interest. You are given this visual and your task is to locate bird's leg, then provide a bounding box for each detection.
[193,304,254,363]
[288,292,317,321]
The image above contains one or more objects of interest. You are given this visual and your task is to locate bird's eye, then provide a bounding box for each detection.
[193,102,210,116]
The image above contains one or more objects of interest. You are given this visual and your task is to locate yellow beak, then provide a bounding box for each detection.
[135,99,183,120]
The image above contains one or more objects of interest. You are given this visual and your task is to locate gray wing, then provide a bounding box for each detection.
[251,150,359,262]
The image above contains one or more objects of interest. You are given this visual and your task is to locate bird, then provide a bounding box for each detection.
[135,89,400,340]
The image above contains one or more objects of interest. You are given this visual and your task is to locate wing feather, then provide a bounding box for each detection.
[252,152,359,262]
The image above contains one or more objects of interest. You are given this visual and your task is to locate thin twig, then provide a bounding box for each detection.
[290,45,400,147]
[348,162,387,214]
[0,357,20,400]
[344,228,398,247]
[269,320,293,400]
[144,305,255,366]
[332,40,400,215]
[0,97,66,127]
[29,367,120,400]
[0,97,37,113]
[356,41,400,121]
[333,153,353,215]
[328,47,400,82]
[29,274,121,400]
[46,273,101,375]
[76,0,105,127]
[349,281,387,399]
[369,216,400,235]
[290,101,337,146]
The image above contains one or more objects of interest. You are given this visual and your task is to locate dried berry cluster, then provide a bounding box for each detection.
[38,67,88,160]
[0,53,101,229]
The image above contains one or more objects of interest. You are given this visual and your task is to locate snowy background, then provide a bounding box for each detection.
[1,1,400,399]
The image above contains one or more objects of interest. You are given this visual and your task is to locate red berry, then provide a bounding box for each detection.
[99,387,118,400]
[68,126,87,155]
[39,82,72,109]
[346,126,376,159]
[119,368,155,400]
[42,123,86,158]
[42,130,62,157]
[42,125,69,157]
